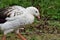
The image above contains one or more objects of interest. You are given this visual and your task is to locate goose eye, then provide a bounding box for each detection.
[35,11,37,13]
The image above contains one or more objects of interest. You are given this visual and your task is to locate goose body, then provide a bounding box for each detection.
[1,13,34,32]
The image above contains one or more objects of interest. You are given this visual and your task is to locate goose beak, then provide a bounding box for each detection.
[37,16,40,20]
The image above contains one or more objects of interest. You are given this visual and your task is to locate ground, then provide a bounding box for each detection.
[0,33,60,40]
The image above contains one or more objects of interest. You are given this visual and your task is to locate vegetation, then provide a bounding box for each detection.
[0,0,60,40]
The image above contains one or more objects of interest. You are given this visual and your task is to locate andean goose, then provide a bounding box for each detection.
[0,6,40,40]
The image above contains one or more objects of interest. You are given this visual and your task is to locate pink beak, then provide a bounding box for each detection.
[37,16,40,20]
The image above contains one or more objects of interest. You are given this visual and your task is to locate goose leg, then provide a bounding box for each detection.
[2,35,6,40]
[15,29,27,40]
[2,29,14,40]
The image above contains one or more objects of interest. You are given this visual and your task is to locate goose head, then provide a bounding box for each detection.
[26,7,40,20]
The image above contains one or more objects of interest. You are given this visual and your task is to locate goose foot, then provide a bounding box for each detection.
[16,33,27,40]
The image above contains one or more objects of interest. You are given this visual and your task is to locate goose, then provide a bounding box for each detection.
[0,6,40,40]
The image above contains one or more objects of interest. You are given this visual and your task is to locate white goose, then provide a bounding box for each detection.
[0,6,40,40]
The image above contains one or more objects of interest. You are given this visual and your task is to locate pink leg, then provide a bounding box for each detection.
[16,33,27,40]
[2,35,6,40]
